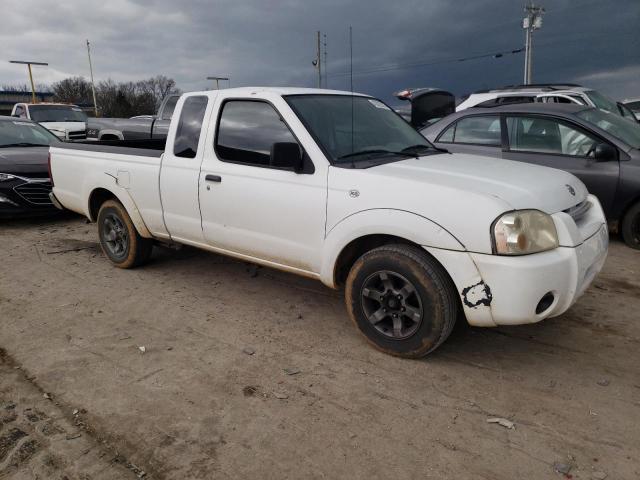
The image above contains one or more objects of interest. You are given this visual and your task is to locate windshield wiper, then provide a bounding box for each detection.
[401,144,432,153]
[338,149,419,160]
[0,143,48,148]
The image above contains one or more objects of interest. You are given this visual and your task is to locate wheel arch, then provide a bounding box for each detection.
[321,209,465,288]
[98,130,124,141]
[87,187,152,238]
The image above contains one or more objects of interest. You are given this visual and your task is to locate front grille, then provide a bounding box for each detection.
[14,181,53,205]
[68,130,87,140]
[564,199,591,223]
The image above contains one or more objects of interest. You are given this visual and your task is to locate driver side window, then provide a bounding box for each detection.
[215,100,298,168]
[506,115,600,157]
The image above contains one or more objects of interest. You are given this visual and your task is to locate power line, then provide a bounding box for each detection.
[328,47,524,78]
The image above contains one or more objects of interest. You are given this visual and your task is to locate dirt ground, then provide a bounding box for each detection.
[0,213,638,480]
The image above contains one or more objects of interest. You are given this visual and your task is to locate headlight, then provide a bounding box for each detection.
[0,173,17,182]
[492,210,558,255]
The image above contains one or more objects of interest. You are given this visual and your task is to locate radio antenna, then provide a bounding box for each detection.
[349,26,354,161]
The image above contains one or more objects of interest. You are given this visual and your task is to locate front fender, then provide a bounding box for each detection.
[320,208,464,287]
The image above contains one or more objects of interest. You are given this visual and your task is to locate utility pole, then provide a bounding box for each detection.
[206,76,230,89]
[323,33,328,88]
[86,40,99,117]
[522,2,544,84]
[9,60,48,104]
[316,31,322,88]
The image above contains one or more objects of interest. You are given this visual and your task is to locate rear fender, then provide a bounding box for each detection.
[86,176,152,238]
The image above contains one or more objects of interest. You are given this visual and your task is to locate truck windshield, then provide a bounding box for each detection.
[29,105,88,123]
[285,94,436,164]
[577,108,640,149]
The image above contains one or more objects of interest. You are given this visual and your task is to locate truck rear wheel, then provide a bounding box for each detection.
[97,200,153,268]
[621,201,640,250]
[345,244,459,358]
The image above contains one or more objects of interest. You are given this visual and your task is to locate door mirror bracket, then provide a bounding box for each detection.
[593,143,617,162]
[270,142,305,173]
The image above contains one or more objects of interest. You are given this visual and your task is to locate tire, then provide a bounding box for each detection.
[345,244,459,358]
[621,202,640,250]
[97,200,153,268]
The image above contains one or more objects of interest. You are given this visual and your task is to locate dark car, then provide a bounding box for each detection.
[421,103,640,249]
[0,116,61,218]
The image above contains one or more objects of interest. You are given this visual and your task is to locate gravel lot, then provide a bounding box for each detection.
[1,213,639,479]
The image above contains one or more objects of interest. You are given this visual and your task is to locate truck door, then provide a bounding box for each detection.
[199,98,327,274]
[159,94,213,242]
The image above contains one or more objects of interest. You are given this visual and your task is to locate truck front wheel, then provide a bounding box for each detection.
[345,244,459,358]
[97,200,153,268]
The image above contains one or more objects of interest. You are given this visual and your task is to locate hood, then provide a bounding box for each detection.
[374,153,587,214]
[0,147,50,176]
[327,152,588,254]
[39,121,86,134]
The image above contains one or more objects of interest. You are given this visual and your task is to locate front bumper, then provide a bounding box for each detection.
[0,177,58,219]
[467,223,608,325]
[426,203,608,328]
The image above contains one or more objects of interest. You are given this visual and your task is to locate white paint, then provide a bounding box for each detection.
[49,87,609,327]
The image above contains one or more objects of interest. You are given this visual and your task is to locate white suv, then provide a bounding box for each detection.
[456,84,624,116]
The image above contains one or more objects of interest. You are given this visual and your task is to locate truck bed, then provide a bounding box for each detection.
[58,138,166,157]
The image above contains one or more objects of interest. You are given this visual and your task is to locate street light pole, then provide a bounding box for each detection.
[86,40,99,117]
[206,76,230,90]
[9,60,48,104]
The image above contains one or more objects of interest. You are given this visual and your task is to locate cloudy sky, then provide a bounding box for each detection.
[2,0,638,105]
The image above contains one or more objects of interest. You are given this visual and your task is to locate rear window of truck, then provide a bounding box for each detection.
[173,96,208,158]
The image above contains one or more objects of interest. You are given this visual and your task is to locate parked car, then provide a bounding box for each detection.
[49,87,607,357]
[621,98,640,121]
[86,94,179,141]
[0,116,61,217]
[421,103,640,249]
[11,103,88,140]
[456,84,635,121]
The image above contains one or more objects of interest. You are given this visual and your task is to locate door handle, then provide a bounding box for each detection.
[205,174,222,183]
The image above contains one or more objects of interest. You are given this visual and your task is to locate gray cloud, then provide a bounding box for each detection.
[1,0,638,105]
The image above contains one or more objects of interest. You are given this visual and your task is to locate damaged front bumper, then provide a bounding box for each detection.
[426,213,608,327]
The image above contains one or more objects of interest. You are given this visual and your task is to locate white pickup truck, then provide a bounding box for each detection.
[49,87,608,357]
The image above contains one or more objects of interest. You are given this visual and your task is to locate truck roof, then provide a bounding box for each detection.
[16,102,80,107]
[188,87,369,97]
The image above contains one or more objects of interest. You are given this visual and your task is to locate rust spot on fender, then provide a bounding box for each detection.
[461,281,492,308]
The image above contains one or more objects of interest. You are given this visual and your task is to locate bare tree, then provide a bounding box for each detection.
[1,84,31,92]
[6,75,180,117]
[52,77,92,104]
[137,75,181,109]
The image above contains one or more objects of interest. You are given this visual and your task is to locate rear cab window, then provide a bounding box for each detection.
[173,96,208,158]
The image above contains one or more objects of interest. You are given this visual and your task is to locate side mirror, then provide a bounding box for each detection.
[593,143,617,162]
[270,142,304,173]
